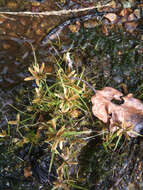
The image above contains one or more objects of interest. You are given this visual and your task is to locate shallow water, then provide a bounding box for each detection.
[0,0,143,189]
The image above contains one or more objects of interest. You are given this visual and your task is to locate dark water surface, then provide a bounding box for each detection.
[0,0,143,189]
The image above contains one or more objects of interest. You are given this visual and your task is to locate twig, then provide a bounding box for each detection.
[70,77,96,93]
[0,3,112,16]
[0,14,16,20]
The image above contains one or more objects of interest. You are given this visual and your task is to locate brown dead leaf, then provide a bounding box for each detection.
[3,43,11,49]
[102,24,109,36]
[0,130,6,137]
[32,2,40,6]
[97,1,116,12]
[69,109,81,118]
[5,23,11,30]
[91,87,123,123]
[133,9,141,19]
[24,166,32,178]
[128,13,136,21]
[120,16,128,23]
[36,29,43,35]
[7,2,18,9]
[120,83,128,94]
[20,18,26,26]
[84,19,98,28]
[68,21,80,33]
[120,9,128,17]
[109,0,116,9]
[137,3,143,7]
[43,63,53,73]
[104,13,117,23]
[91,87,143,137]
[0,17,5,24]
[125,22,137,33]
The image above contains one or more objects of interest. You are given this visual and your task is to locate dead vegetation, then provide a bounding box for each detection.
[91,87,143,137]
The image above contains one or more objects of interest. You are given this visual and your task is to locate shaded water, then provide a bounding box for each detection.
[0,0,143,189]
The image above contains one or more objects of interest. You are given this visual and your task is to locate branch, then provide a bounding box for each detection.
[0,3,112,16]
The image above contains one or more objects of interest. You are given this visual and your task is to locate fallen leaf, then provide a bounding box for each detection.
[97,1,116,12]
[128,13,136,21]
[133,9,141,19]
[36,29,42,35]
[109,0,116,9]
[91,87,143,137]
[69,109,81,118]
[43,63,53,73]
[104,13,117,23]
[137,3,143,8]
[0,130,6,137]
[68,21,80,33]
[120,16,128,23]
[20,18,26,26]
[84,19,98,28]
[125,22,137,33]
[5,23,11,30]
[7,2,18,9]
[24,166,32,178]
[3,43,11,49]
[32,2,40,6]
[102,24,109,36]
[120,8,128,17]
[120,83,128,94]
[0,17,5,24]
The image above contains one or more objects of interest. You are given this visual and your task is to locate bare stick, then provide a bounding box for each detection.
[0,3,112,16]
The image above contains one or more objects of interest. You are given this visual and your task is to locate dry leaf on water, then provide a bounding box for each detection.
[102,24,109,36]
[104,13,117,23]
[120,8,128,17]
[125,22,138,33]
[91,87,143,137]
[84,19,98,28]
[68,21,80,33]
[24,166,32,178]
[128,13,137,21]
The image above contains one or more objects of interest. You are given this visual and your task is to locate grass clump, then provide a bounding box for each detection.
[6,57,137,189]
[6,50,141,189]
[7,57,93,189]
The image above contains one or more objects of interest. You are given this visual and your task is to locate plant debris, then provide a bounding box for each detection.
[91,87,143,137]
